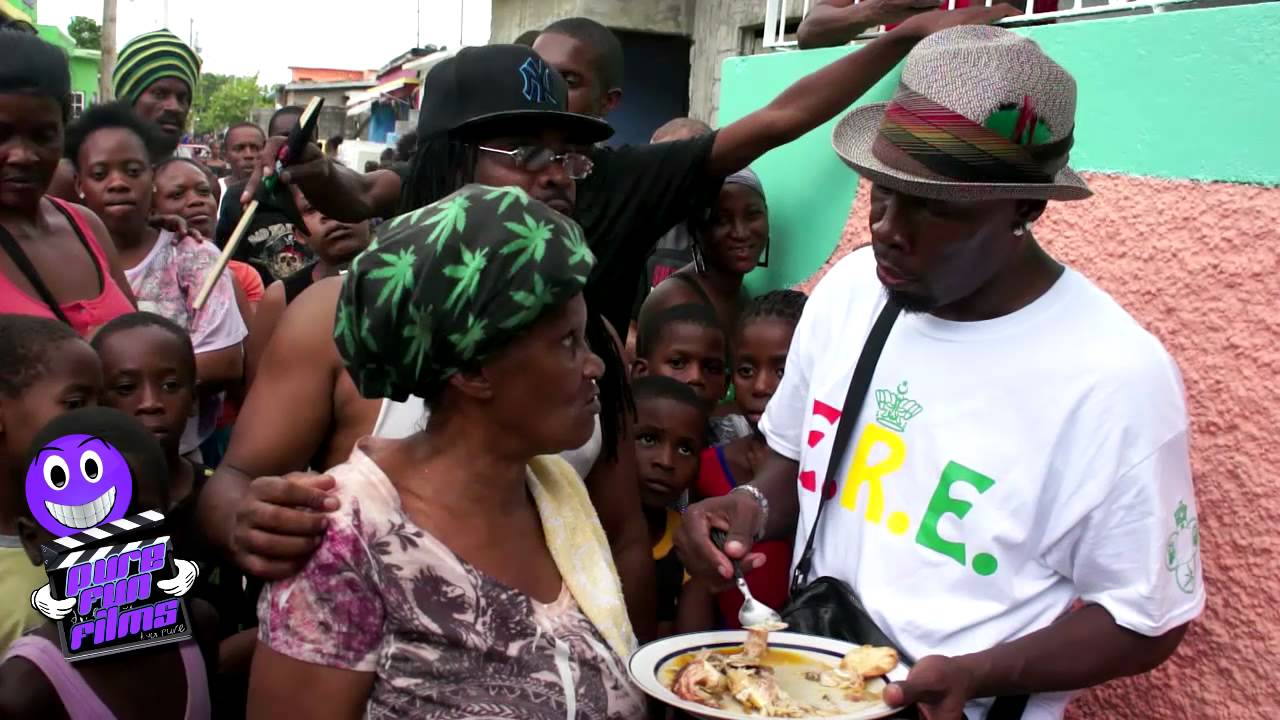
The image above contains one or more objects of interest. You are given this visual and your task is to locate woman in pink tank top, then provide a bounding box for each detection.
[0,33,135,338]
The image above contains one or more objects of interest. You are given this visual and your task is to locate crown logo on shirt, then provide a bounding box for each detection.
[874,381,923,433]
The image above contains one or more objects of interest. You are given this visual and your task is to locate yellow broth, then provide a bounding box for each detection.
[661,647,887,716]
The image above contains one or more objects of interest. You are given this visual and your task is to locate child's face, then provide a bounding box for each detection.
[733,318,796,427]
[0,340,102,470]
[97,327,195,455]
[640,322,727,405]
[634,396,707,509]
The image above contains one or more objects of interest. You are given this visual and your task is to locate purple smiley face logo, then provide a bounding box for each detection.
[25,434,133,537]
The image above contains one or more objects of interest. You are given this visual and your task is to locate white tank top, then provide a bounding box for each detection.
[371,397,603,480]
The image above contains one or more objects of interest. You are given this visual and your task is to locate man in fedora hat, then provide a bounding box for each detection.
[678,26,1201,720]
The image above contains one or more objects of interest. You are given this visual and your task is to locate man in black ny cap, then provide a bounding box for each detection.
[243,5,1013,336]
[211,9,1014,639]
[200,43,665,639]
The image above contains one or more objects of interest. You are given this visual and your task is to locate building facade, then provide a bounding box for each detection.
[35,24,102,118]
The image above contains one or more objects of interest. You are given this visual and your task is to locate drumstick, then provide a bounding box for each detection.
[193,97,324,310]
[193,199,258,310]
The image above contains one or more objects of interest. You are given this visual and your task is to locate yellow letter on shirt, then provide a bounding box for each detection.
[839,424,905,523]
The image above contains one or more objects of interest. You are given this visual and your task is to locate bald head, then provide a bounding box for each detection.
[651,117,712,144]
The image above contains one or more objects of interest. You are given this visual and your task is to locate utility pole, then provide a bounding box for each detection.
[99,0,118,102]
[416,0,421,48]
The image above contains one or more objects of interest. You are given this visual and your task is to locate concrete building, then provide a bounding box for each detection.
[288,66,374,83]
[490,0,783,130]
[279,78,376,140]
[35,24,102,118]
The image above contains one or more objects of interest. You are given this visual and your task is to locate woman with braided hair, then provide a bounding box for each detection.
[680,289,807,632]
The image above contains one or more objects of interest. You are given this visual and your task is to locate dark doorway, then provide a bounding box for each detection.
[608,30,692,148]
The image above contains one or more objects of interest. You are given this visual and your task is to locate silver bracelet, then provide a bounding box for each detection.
[729,485,769,541]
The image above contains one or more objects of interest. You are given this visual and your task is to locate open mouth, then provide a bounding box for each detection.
[45,485,116,529]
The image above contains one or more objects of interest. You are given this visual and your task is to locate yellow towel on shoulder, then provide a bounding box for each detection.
[526,455,637,660]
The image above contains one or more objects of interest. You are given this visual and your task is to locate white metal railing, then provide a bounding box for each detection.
[762,0,1232,48]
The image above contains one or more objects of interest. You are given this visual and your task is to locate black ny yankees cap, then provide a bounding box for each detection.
[417,44,614,144]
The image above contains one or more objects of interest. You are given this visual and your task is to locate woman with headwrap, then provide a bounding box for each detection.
[249,185,645,720]
[639,168,771,338]
[0,30,137,338]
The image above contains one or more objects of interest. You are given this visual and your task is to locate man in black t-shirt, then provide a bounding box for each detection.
[242,7,1014,334]
[217,106,318,285]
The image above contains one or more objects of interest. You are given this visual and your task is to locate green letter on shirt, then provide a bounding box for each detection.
[915,462,996,573]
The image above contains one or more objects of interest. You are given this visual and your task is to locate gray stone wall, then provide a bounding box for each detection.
[490,0,694,43]
[489,0,773,127]
[688,0,764,125]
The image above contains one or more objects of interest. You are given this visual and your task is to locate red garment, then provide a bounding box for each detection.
[229,260,265,305]
[886,0,1058,29]
[696,445,792,629]
[0,197,134,338]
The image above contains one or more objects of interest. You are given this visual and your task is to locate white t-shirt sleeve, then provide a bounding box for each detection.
[1043,428,1205,636]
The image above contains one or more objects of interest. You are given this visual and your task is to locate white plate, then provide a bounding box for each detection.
[628,630,909,720]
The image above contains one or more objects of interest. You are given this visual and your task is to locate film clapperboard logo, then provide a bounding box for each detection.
[34,510,197,662]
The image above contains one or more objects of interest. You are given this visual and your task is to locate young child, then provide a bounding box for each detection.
[245,185,373,386]
[632,376,710,639]
[695,290,807,629]
[0,315,103,653]
[91,312,259,710]
[0,407,214,719]
[634,302,750,445]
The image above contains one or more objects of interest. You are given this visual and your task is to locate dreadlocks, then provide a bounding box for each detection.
[395,133,632,461]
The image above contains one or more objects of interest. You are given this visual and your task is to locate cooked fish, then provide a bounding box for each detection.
[671,653,728,708]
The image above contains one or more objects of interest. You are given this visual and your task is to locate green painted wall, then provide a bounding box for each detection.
[721,2,1280,292]
[35,25,101,109]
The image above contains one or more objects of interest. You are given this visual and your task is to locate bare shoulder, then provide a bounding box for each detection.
[279,276,345,353]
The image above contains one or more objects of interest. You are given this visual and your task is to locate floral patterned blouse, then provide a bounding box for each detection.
[258,446,646,719]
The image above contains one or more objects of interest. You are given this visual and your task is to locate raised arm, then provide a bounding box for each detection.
[708,5,1018,178]
[196,277,345,577]
[240,138,401,223]
[797,0,940,49]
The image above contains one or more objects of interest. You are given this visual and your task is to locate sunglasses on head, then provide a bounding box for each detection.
[476,145,594,180]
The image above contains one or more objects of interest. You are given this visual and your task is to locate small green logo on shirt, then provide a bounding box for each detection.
[1165,501,1200,594]
[875,381,923,432]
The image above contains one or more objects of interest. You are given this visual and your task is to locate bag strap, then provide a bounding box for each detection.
[0,220,73,326]
[790,298,899,593]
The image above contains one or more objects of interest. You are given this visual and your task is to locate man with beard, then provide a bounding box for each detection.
[46,29,200,202]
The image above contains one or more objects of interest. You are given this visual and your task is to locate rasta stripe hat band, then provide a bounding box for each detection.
[113,29,201,104]
[335,184,596,402]
[833,26,1090,202]
[417,44,613,145]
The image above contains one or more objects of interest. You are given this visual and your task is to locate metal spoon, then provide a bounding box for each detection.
[710,528,783,628]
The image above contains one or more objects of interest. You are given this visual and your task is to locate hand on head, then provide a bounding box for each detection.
[893,3,1022,38]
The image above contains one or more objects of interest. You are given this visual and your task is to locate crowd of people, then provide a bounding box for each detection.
[0,6,1202,720]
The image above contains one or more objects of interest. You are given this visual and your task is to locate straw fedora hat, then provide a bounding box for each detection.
[833,25,1091,202]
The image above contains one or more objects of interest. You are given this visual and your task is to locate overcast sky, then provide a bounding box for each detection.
[40,0,493,86]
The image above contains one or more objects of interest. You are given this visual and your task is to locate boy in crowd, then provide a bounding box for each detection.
[0,316,103,652]
[632,376,709,639]
[633,303,728,408]
[92,311,259,714]
[244,186,373,387]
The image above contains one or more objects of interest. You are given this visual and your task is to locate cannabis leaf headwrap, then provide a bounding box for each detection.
[335,184,595,402]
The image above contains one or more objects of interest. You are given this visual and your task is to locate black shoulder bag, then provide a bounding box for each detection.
[779,299,1028,720]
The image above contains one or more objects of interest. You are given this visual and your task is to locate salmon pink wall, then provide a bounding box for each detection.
[816,174,1280,718]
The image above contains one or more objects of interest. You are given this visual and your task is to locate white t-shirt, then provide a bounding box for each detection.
[760,247,1204,720]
